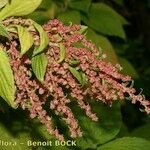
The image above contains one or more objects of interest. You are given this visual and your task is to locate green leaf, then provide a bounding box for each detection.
[57,10,81,25]
[118,57,139,79]
[27,1,57,23]
[16,25,34,55]
[32,53,48,83]
[0,0,42,20]
[0,109,32,150]
[80,72,87,86]
[26,10,49,24]
[0,0,8,9]
[39,0,53,10]
[0,22,10,38]
[0,97,10,113]
[0,119,32,150]
[42,1,58,20]
[82,3,126,39]
[30,119,70,150]
[0,48,16,108]
[113,0,124,6]
[33,22,49,56]
[57,43,65,63]
[69,66,82,84]
[117,123,130,138]
[97,137,150,150]
[72,101,121,149]
[130,122,150,141]
[86,28,119,65]
[70,59,80,66]
[96,3,129,25]
[69,66,86,86]
[78,25,88,34]
[68,0,91,13]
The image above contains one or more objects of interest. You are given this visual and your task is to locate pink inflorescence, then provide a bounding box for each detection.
[3,18,150,140]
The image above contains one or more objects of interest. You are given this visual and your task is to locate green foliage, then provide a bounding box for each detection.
[70,59,80,66]
[69,66,87,86]
[0,109,70,150]
[57,43,65,63]
[130,122,150,141]
[78,25,88,34]
[116,123,130,138]
[0,122,32,150]
[118,57,139,79]
[27,0,57,23]
[82,3,126,39]
[73,101,121,149]
[96,3,128,25]
[0,0,8,9]
[33,22,49,56]
[86,28,118,65]
[0,48,16,108]
[31,119,70,150]
[0,21,10,38]
[113,0,124,6]
[57,10,81,24]
[16,25,34,55]
[27,11,49,24]
[68,0,91,13]
[0,0,42,20]
[97,137,150,150]
[32,53,48,83]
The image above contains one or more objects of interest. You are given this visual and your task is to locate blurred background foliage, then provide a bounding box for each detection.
[0,0,150,149]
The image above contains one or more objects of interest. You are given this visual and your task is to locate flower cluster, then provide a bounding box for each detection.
[3,18,150,140]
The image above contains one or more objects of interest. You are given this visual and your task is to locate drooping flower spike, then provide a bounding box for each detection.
[2,18,150,140]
